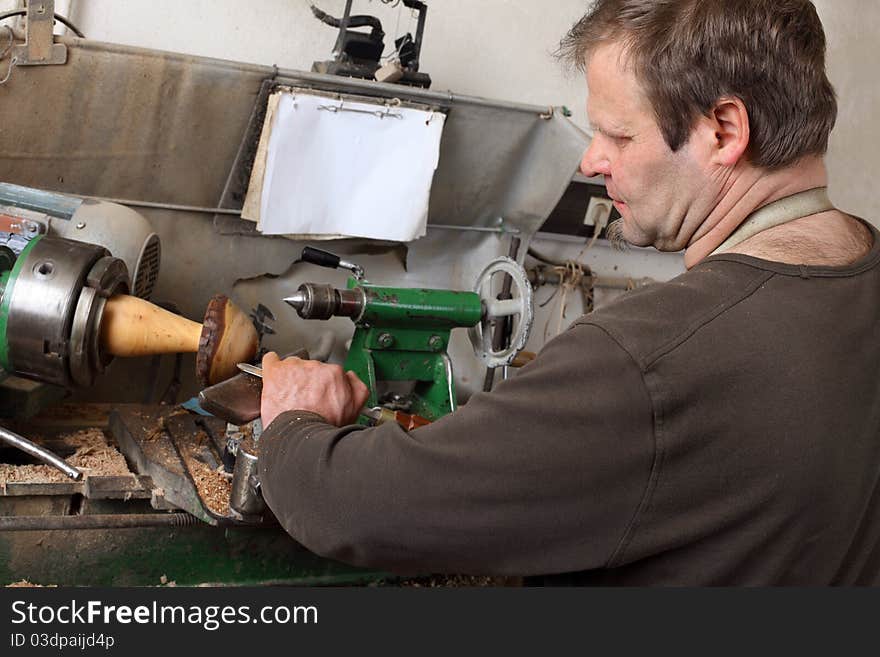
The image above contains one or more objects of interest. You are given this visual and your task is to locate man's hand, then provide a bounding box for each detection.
[260,352,370,428]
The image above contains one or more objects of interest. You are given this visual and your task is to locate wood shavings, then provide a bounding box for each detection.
[374,575,520,587]
[175,427,232,516]
[144,417,166,442]
[0,463,71,484]
[6,579,57,587]
[63,429,130,476]
[143,407,188,442]
[186,456,231,516]
[0,428,131,484]
[239,430,259,456]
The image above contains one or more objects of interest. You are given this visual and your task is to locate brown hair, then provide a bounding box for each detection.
[558,0,837,169]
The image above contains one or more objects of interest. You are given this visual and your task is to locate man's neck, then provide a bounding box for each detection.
[684,157,829,268]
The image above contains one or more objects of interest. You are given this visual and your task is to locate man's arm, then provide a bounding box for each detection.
[258,323,655,576]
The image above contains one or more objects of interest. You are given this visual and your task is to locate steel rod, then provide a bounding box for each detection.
[0,513,200,531]
[74,195,522,234]
[427,223,521,234]
[527,267,654,290]
[79,195,242,215]
[68,38,559,118]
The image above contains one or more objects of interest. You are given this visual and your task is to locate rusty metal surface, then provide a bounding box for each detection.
[0,36,584,229]
[109,404,277,527]
[0,39,263,204]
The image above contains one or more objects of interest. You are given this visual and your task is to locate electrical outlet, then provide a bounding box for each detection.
[584,196,613,229]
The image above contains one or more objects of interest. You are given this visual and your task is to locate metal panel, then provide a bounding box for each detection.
[0,37,587,403]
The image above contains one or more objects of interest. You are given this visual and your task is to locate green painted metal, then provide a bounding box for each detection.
[342,279,482,422]
[363,326,448,352]
[351,279,483,329]
[0,523,384,586]
[344,329,378,412]
[0,236,41,370]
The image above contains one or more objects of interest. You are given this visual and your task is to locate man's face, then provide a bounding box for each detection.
[580,42,715,251]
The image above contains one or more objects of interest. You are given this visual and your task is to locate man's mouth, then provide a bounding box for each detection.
[606,187,625,209]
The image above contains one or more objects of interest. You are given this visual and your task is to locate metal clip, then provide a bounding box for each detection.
[317,99,403,120]
[12,0,67,66]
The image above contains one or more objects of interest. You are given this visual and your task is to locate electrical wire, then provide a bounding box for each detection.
[380,0,404,61]
[0,24,12,59]
[0,26,14,85]
[0,9,85,38]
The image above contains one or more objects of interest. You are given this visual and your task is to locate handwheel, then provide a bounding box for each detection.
[468,257,534,368]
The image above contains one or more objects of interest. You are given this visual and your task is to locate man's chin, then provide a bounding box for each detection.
[605,219,632,251]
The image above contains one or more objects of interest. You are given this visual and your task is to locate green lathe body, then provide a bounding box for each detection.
[341,278,483,421]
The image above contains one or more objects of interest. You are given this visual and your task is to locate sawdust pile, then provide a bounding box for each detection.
[142,408,189,442]
[182,431,231,516]
[187,456,231,516]
[65,429,131,476]
[5,580,57,588]
[186,431,232,516]
[374,575,521,587]
[0,463,71,484]
[0,428,131,484]
[238,429,259,456]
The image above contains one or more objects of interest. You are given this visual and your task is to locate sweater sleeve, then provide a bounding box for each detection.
[258,322,655,576]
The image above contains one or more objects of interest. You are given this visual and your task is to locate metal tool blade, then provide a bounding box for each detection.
[236,362,263,378]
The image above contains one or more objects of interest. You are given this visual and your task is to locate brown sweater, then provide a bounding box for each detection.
[259,223,880,585]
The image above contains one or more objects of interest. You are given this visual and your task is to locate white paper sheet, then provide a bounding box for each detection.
[257,92,445,241]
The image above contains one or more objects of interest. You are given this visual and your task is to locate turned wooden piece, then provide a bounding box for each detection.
[100,294,258,386]
[196,294,259,386]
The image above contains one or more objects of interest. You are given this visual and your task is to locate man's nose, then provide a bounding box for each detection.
[580,139,610,178]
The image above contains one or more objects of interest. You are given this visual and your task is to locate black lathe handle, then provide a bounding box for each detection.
[301,247,341,270]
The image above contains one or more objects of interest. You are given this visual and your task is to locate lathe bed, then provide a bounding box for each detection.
[0,403,378,586]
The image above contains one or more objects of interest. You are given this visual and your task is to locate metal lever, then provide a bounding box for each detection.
[301,247,365,280]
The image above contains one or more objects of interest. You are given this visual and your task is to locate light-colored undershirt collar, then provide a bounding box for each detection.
[709,187,834,257]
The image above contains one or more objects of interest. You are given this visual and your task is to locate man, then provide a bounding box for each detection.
[258,0,880,584]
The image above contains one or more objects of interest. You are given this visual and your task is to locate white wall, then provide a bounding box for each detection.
[63,0,880,224]
[67,0,589,125]
[813,0,880,224]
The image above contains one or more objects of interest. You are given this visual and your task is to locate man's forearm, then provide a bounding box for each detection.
[256,323,656,576]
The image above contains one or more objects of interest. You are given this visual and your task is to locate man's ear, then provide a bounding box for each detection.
[709,96,750,167]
